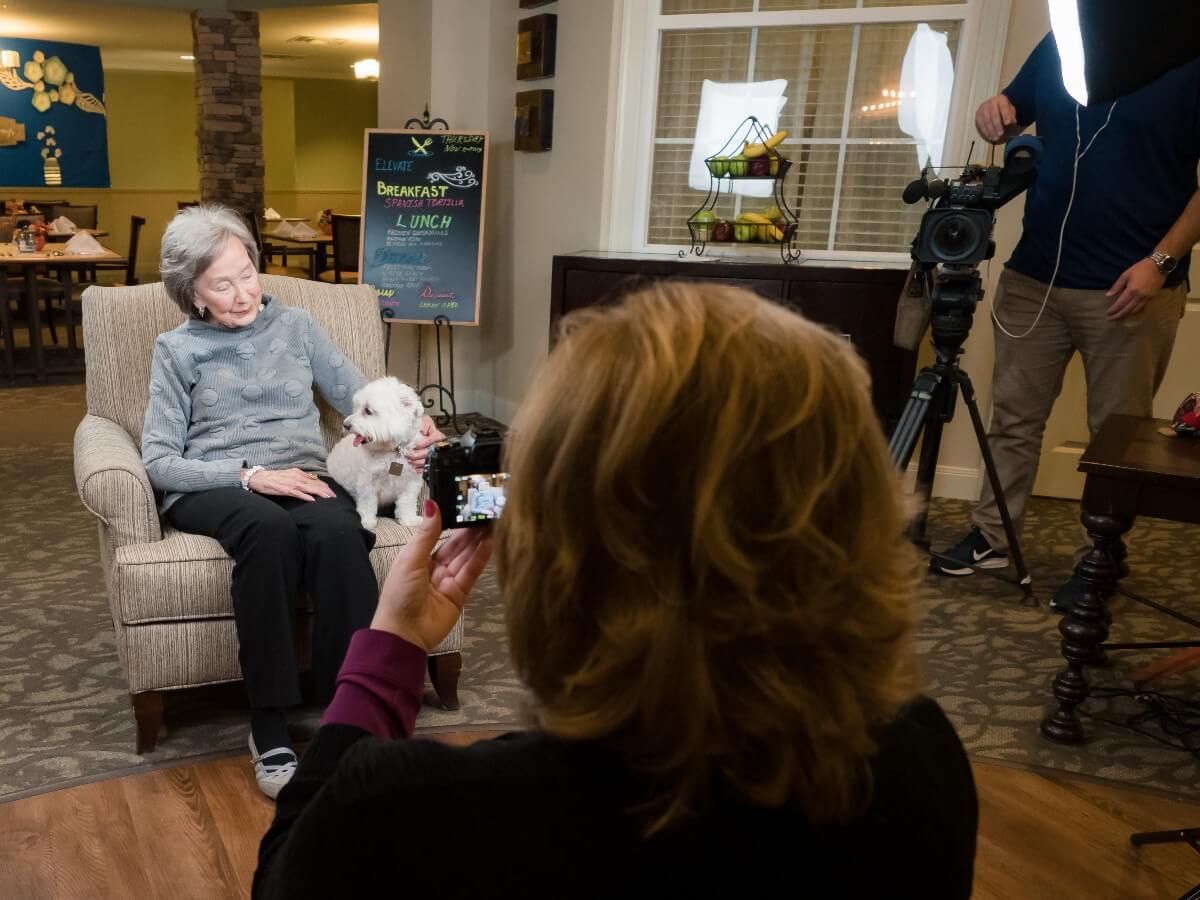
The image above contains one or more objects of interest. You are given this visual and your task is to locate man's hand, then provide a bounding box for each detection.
[404,416,446,472]
[975,94,1023,144]
[371,500,493,652]
[1106,258,1167,320]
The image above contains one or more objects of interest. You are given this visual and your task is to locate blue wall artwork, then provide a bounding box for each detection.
[0,38,110,188]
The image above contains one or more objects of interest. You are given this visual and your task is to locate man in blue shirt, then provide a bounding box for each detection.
[933,33,1200,611]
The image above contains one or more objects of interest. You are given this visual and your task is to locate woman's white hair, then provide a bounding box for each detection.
[160,204,260,318]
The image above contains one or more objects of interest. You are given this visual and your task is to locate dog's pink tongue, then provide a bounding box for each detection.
[352,434,366,447]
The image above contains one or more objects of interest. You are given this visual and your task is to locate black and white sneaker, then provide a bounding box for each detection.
[930,526,1009,576]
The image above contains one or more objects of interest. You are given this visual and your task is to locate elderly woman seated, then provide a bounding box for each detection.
[141,204,441,799]
[254,282,978,897]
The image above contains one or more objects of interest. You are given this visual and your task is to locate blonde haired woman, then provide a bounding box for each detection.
[255,284,977,898]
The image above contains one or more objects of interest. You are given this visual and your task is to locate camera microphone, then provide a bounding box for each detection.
[902,177,929,205]
[926,178,947,199]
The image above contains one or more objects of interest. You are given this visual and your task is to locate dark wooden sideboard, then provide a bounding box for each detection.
[550,252,916,431]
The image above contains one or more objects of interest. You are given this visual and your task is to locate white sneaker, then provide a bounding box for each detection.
[248,733,298,800]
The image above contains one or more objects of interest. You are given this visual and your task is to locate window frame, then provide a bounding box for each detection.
[605,0,1013,265]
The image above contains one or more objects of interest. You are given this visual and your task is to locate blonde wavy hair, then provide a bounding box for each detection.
[496,281,920,834]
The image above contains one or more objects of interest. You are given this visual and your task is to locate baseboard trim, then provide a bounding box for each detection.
[904,463,981,501]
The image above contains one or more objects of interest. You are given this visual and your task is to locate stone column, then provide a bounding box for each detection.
[191,9,264,217]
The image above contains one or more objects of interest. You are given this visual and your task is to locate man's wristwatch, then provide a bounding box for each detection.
[1148,250,1178,276]
[241,465,264,492]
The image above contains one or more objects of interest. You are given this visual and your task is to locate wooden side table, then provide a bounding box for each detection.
[1041,415,1200,744]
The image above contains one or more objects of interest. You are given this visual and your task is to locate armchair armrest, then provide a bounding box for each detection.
[74,414,162,548]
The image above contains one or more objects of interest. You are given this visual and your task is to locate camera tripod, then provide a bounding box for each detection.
[888,265,1034,603]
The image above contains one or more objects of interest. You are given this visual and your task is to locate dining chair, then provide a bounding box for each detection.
[53,215,147,360]
[246,213,309,279]
[89,215,146,286]
[47,204,99,230]
[317,214,361,284]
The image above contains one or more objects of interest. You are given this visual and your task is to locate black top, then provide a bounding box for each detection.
[254,696,977,898]
[1002,33,1200,290]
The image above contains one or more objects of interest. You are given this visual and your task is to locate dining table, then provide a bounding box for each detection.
[45,229,110,242]
[0,243,127,380]
[267,229,333,279]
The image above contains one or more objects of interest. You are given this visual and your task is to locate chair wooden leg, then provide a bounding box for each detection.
[428,653,462,711]
[43,298,58,345]
[132,691,164,754]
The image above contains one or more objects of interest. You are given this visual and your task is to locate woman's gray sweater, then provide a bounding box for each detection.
[141,297,367,511]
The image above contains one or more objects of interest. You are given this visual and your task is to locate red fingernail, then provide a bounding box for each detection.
[424,499,436,517]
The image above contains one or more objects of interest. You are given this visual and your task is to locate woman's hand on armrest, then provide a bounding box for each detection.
[372,500,493,651]
[248,467,337,501]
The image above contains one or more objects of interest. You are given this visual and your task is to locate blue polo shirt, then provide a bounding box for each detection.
[1003,33,1200,290]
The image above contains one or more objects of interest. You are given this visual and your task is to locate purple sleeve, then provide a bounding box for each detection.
[320,628,427,740]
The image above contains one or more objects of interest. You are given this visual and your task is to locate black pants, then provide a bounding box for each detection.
[165,477,378,708]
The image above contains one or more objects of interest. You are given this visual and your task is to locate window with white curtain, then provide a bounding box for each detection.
[625,0,1000,259]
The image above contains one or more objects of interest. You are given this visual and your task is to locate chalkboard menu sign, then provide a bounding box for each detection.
[359,129,489,325]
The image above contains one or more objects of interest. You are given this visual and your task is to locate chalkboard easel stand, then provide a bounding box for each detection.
[416,315,459,434]
[403,104,449,131]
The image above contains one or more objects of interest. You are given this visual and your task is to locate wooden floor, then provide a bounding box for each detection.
[1,736,1198,899]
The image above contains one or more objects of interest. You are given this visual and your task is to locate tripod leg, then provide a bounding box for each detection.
[889,370,939,470]
[908,402,945,547]
[956,371,1034,601]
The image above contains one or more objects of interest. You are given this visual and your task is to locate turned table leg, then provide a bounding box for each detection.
[1041,512,1132,744]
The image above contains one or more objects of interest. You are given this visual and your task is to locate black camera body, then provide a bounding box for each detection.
[423,428,508,529]
[905,137,1041,268]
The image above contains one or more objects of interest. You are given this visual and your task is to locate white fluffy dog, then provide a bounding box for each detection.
[327,377,425,529]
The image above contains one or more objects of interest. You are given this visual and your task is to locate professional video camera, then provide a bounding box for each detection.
[905,135,1042,267]
[890,136,1042,600]
[424,427,508,529]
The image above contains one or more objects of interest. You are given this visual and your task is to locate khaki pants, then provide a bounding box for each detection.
[972,267,1186,552]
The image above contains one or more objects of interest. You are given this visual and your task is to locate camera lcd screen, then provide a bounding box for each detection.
[453,473,510,524]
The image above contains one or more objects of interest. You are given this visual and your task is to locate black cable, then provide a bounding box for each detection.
[1079,686,1200,756]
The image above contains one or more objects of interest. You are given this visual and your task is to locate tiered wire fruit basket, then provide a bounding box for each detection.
[684,115,801,264]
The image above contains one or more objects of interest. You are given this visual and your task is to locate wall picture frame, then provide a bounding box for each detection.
[514,89,554,152]
[516,12,557,80]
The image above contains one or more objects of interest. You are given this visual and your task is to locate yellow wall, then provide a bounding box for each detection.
[262,77,297,193]
[106,71,198,190]
[294,78,376,194]
[2,70,376,280]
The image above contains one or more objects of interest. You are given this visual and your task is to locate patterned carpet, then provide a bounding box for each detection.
[1,401,1199,801]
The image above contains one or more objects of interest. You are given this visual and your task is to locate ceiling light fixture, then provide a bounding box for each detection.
[0,50,19,70]
[352,58,379,80]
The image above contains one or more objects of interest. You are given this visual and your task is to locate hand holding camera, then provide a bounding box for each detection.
[371,499,494,652]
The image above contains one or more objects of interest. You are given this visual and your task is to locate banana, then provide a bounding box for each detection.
[740,212,784,241]
[743,129,789,158]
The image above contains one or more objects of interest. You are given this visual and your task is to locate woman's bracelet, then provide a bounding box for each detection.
[241,465,265,492]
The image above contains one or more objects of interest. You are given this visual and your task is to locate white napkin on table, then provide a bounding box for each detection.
[64,231,105,255]
[49,216,78,235]
[264,207,281,221]
[272,221,297,238]
[290,222,318,239]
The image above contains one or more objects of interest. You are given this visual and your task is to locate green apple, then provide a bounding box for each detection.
[727,154,749,177]
[692,210,717,224]
[733,222,756,242]
[707,156,730,177]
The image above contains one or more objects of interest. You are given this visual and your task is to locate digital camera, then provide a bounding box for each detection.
[423,428,508,529]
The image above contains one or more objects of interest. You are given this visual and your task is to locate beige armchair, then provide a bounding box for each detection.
[73,275,463,753]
